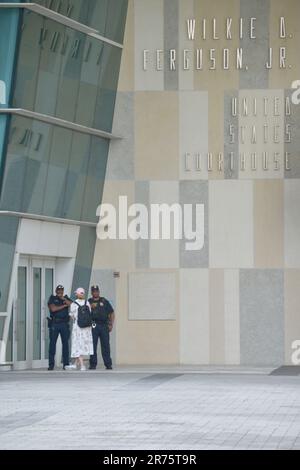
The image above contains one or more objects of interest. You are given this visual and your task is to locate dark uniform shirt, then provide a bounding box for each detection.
[88,297,114,324]
[48,295,70,322]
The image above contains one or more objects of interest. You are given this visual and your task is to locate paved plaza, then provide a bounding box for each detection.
[0,366,300,450]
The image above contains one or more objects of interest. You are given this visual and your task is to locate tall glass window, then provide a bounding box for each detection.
[33,267,42,360]
[17,266,27,362]
[44,268,53,360]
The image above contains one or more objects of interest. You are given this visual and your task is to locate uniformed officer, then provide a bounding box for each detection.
[89,285,115,370]
[47,285,72,371]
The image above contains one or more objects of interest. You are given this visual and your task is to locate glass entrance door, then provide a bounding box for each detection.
[14,257,55,369]
[14,263,28,368]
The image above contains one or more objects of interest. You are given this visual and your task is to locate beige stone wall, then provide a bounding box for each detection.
[92,0,300,366]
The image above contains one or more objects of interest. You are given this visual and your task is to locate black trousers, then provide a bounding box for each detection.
[48,322,70,368]
[90,323,112,368]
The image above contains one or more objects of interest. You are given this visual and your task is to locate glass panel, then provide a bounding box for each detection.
[93,44,122,133]
[42,126,73,218]
[87,0,109,38]
[0,317,4,340]
[62,132,91,220]
[12,11,43,109]
[55,29,85,123]
[17,266,27,362]
[0,217,19,312]
[105,0,128,45]
[35,0,88,25]
[34,17,64,116]
[21,121,54,214]
[87,0,128,45]
[44,268,54,360]
[81,136,108,222]
[6,308,13,363]
[33,267,42,360]
[0,116,31,212]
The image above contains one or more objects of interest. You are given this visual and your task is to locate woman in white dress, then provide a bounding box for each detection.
[66,287,93,371]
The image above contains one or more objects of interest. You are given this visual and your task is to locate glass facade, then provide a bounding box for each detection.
[0,0,127,214]
[0,117,109,222]
[0,2,127,223]
[12,10,122,132]
[34,0,128,45]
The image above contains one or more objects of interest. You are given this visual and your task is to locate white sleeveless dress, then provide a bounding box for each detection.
[70,299,94,357]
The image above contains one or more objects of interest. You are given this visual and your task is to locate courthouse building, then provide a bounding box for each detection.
[1,0,300,369]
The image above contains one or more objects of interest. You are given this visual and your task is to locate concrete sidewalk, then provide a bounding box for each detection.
[0,368,300,450]
[0,364,276,374]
